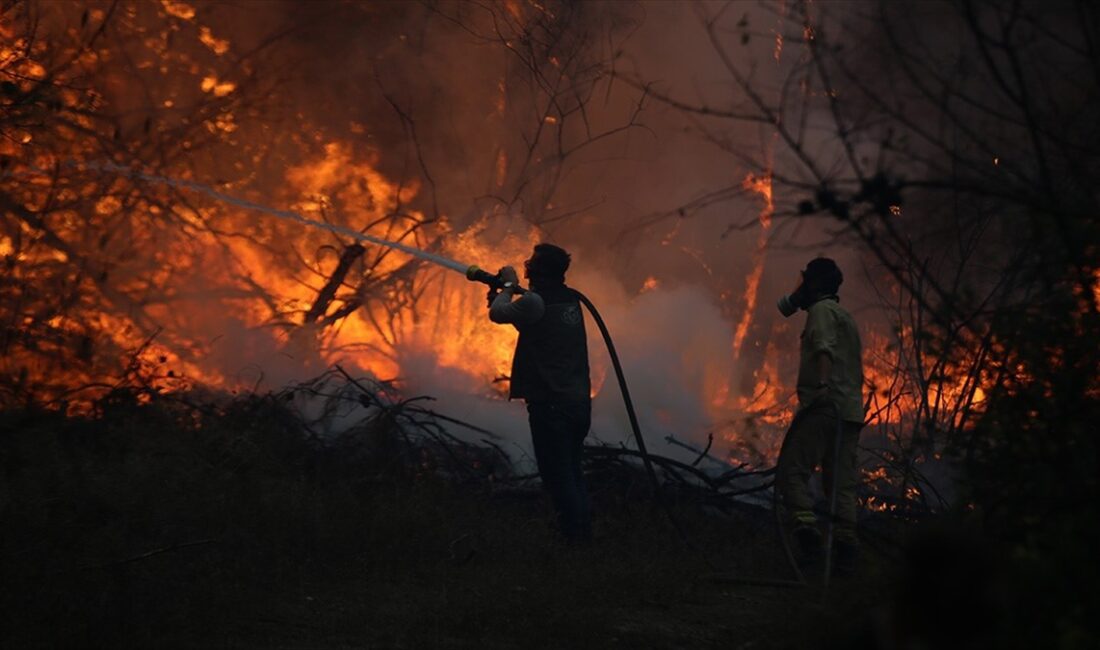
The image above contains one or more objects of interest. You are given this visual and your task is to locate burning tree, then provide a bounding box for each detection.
[0,1,413,406]
[0,0,288,406]
[0,0,651,412]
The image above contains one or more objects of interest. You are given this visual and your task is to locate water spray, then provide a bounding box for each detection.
[88,161,475,275]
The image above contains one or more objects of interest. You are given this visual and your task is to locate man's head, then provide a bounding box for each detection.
[802,257,843,296]
[777,257,844,317]
[524,243,571,287]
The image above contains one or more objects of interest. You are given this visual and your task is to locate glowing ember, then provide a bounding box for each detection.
[199,26,230,56]
[160,0,196,21]
[200,75,235,97]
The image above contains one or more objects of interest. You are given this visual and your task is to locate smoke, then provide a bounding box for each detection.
[583,281,735,450]
[395,271,740,466]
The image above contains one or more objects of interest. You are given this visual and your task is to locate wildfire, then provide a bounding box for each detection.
[734,336,792,423]
[731,172,773,359]
[0,0,595,416]
[0,0,998,490]
[273,143,538,392]
[199,26,230,56]
[741,172,774,228]
[160,0,196,21]
[4,133,539,408]
[862,326,989,430]
[200,75,235,97]
[1092,268,1100,311]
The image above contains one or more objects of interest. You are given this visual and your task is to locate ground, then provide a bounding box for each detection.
[0,401,893,649]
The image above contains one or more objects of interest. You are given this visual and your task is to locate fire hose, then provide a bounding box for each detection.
[464,265,661,494]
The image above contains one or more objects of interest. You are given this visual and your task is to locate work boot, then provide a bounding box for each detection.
[793,525,823,568]
[833,539,860,576]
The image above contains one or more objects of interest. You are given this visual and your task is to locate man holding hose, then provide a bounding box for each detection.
[488,244,593,543]
[775,257,865,573]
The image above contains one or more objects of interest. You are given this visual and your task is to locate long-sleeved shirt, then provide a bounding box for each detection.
[488,284,590,402]
[796,296,865,423]
[489,289,545,325]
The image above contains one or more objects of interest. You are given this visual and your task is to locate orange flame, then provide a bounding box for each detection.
[731,172,773,359]
[742,172,774,228]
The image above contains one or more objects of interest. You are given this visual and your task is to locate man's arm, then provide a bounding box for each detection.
[489,288,545,325]
[815,351,833,397]
[806,306,837,402]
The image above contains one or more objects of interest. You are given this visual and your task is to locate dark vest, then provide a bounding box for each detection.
[509,284,591,403]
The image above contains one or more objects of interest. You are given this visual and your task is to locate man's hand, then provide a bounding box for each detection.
[485,286,501,308]
[486,266,518,308]
[497,265,519,286]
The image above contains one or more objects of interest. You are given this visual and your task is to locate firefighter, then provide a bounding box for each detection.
[488,244,592,543]
[774,257,865,573]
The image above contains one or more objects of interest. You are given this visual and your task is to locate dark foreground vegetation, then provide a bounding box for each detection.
[1,389,1089,650]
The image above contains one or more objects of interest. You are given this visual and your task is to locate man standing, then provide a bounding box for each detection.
[775,257,865,572]
[488,244,592,543]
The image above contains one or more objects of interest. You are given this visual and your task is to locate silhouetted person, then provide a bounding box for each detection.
[775,257,865,572]
[488,244,592,542]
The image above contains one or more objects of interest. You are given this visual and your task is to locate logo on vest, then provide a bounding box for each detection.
[561,304,582,325]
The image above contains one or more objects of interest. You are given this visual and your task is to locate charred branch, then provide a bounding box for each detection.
[303,243,365,326]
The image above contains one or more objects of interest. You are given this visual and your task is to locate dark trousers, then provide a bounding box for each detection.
[527,401,592,541]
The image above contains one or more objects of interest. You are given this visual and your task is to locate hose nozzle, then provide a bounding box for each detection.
[466,265,502,288]
[467,265,527,297]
